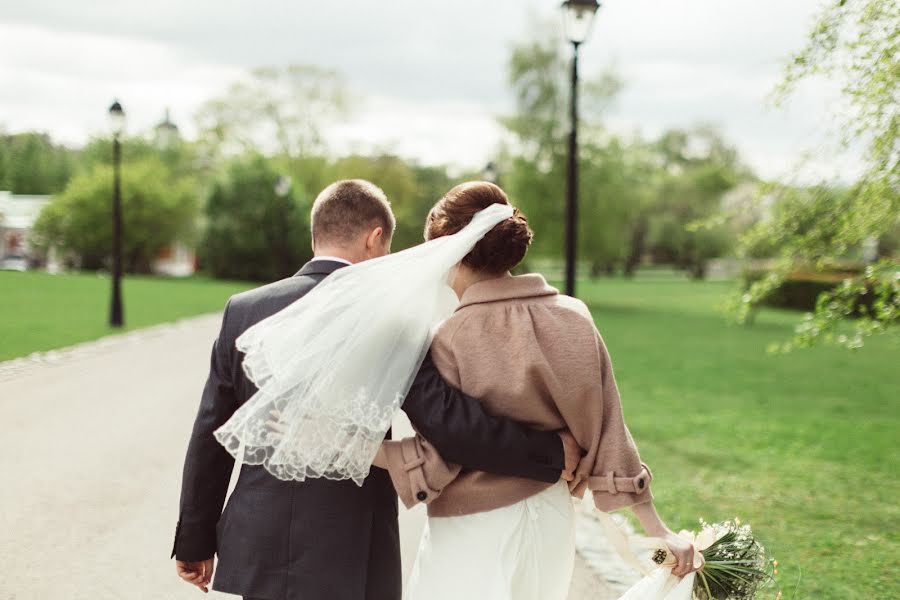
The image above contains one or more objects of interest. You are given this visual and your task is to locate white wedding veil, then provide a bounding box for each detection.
[214,202,515,485]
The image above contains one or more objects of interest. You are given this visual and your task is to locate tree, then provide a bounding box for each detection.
[408,164,456,243]
[195,65,349,164]
[731,0,899,349]
[0,132,76,194]
[644,128,744,278]
[200,155,311,282]
[79,135,198,181]
[32,159,197,272]
[579,137,653,275]
[499,24,745,279]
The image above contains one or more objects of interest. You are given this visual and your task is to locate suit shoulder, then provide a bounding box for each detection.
[227,277,312,312]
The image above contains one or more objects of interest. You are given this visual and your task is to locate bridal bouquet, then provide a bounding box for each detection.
[608,516,780,600]
[668,519,779,600]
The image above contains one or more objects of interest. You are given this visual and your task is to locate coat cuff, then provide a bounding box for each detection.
[171,517,217,561]
[383,438,435,509]
[383,436,461,509]
[589,463,654,512]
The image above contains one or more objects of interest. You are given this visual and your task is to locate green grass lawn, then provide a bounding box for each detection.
[0,271,254,361]
[574,278,899,599]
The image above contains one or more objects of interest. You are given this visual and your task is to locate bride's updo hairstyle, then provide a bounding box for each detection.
[425,181,533,274]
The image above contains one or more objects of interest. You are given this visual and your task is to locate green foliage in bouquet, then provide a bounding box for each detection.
[693,520,779,600]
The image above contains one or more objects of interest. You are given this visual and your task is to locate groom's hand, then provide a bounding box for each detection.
[266,410,286,440]
[176,559,214,593]
[558,430,583,482]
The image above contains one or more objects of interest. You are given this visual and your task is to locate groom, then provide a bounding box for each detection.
[172,179,581,600]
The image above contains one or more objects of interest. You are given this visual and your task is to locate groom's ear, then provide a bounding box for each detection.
[365,226,386,251]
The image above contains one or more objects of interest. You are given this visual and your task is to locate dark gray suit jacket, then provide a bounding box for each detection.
[173,260,565,600]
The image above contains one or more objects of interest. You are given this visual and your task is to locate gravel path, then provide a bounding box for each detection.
[1,314,631,599]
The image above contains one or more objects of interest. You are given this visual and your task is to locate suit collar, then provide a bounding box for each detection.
[295,259,351,278]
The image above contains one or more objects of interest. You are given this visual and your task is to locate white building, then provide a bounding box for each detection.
[0,191,52,266]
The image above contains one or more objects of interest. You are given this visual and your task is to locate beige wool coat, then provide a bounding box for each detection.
[382,273,652,517]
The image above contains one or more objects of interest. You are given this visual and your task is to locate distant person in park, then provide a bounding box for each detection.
[173,180,583,600]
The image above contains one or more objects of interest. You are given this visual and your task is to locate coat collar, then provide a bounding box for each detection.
[457,274,558,310]
[294,259,350,278]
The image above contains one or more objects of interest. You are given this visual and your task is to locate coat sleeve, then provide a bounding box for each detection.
[561,330,653,513]
[392,334,565,507]
[171,300,239,561]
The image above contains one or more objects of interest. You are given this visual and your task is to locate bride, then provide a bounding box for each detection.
[216,181,702,599]
[372,182,701,599]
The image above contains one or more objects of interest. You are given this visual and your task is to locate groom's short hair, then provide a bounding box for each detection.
[311,180,396,246]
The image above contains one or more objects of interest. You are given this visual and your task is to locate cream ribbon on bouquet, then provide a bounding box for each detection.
[594,511,715,600]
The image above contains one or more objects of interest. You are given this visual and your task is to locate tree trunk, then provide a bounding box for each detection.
[690,261,707,280]
[624,217,648,278]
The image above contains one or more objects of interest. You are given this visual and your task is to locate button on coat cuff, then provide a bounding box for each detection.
[383,438,441,509]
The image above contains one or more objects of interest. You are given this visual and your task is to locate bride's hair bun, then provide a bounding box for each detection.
[426,181,533,274]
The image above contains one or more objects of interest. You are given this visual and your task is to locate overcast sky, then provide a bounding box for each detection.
[0,0,859,181]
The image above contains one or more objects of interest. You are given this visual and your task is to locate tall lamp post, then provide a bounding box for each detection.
[561,0,600,297]
[108,100,126,327]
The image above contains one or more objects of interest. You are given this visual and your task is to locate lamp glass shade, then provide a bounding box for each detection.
[562,0,600,44]
[483,162,498,183]
[108,100,126,137]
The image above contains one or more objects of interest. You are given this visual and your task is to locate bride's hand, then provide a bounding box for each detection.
[663,532,703,577]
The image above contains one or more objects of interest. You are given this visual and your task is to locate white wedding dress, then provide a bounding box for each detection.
[405,481,576,600]
[404,487,698,600]
[402,487,701,600]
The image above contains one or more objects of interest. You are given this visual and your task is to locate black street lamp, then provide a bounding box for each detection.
[561,0,600,297]
[108,100,126,327]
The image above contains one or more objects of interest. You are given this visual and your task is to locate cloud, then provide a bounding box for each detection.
[0,0,857,180]
[331,95,505,169]
[0,23,242,143]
